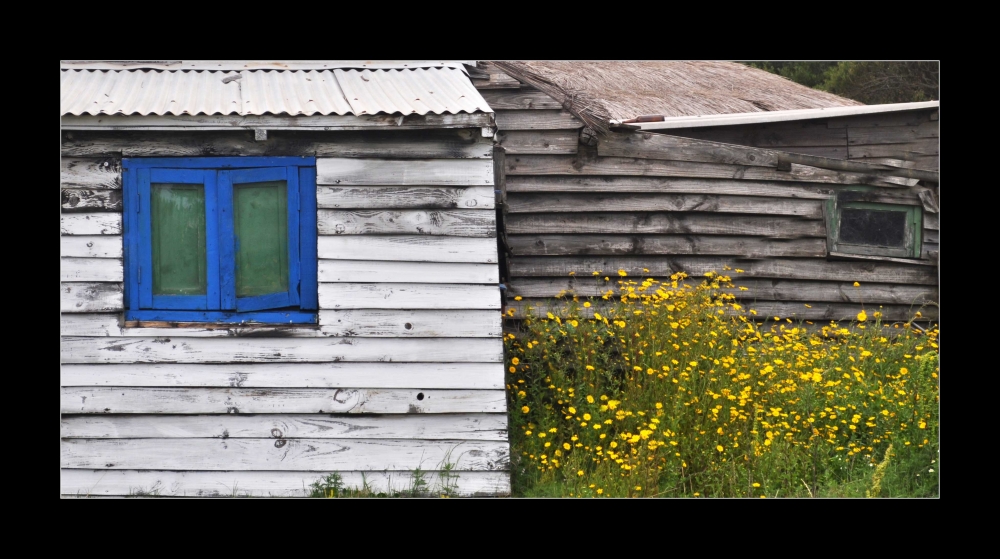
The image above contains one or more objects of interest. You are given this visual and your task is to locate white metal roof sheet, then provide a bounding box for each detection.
[61,60,476,70]
[336,68,489,116]
[619,101,940,130]
[61,67,492,117]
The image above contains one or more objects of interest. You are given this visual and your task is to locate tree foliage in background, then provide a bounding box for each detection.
[744,62,939,104]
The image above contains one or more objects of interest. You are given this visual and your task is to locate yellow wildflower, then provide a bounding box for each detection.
[521,406,530,413]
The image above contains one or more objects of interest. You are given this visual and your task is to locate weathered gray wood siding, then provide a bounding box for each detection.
[478,81,939,323]
[658,108,939,172]
[60,129,510,497]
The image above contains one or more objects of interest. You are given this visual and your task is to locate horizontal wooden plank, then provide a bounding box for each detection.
[319,260,498,283]
[494,130,579,154]
[769,146,849,159]
[507,235,828,258]
[847,121,938,144]
[61,469,510,497]
[508,298,935,322]
[827,110,934,128]
[62,283,123,313]
[319,309,502,337]
[318,236,497,263]
[509,277,937,305]
[471,61,523,90]
[318,210,496,237]
[478,88,563,110]
[508,256,938,285]
[506,154,905,187]
[61,236,123,258]
[848,139,938,160]
[61,213,122,235]
[317,158,494,186]
[62,188,123,212]
[318,284,500,310]
[598,132,780,167]
[62,129,494,159]
[60,336,504,364]
[507,193,823,218]
[62,112,494,131]
[61,438,509,471]
[60,362,504,389]
[924,230,939,244]
[505,176,919,201]
[61,258,123,282]
[61,157,122,189]
[61,387,507,415]
[740,301,936,321]
[494,110,584,130]
[506,213,826,237]
[62,314,123,336]
[669,123,848,148]
[317,186,495,210]
[925,214,938,231]
[61,413,507,440]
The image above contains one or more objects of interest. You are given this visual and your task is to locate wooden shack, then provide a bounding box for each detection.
[60,61,510,497]
[472,61,939,323]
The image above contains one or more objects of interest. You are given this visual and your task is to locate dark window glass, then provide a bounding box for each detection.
[234,181,289,297]
[839,208,906,248]
[151,183,207,295]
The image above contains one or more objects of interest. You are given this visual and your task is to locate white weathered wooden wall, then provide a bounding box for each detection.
[60,129,509,497]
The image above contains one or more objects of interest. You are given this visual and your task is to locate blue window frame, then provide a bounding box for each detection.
[123,157,318,324]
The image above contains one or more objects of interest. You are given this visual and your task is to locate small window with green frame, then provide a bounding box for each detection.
[824,191,923,259]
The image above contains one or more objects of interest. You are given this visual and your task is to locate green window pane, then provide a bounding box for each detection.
[235,181,288,297]
[151,183,208,295]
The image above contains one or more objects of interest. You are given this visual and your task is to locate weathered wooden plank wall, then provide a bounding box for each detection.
[477,71,939,324]
[60,130,509,497]
[661,109,939,171]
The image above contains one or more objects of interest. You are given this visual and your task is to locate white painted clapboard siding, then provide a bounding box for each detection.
[317,158,494,186]
[61,362,504,389]
[318,260,498,283]
[62,438,509,471]
[61,258,123,282]
[61,212,122,235]
[317,186,495,210]
[62,283,123,312]
[61,470,511,498]
[61,336,503,364]
[318,284,499,310]
[61,387,506,414]
[318,209,495,236]
[61,413,508,440]
[318,309,501,337]
[61,236,123,258]
[318,236,497,263]
[61,311,502,338]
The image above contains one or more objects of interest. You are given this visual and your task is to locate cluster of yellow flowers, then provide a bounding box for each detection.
[504,270,939,498]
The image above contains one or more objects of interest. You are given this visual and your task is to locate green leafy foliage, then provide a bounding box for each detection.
[744,61,939,104]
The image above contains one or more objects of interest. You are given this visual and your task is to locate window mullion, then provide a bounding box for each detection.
[217,170,237,310]
[204,170,222,310]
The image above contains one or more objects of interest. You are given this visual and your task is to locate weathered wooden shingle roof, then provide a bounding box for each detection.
[490,61,863,134]
[61,62,492,117]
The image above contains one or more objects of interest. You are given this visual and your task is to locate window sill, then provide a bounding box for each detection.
[827,251,935,266]
[124,310,318,325]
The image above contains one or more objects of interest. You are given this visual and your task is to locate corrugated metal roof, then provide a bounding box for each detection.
[62,60,475,70]
[61,68,492,117]
[620,101,940,130]
[336,69,488,116]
